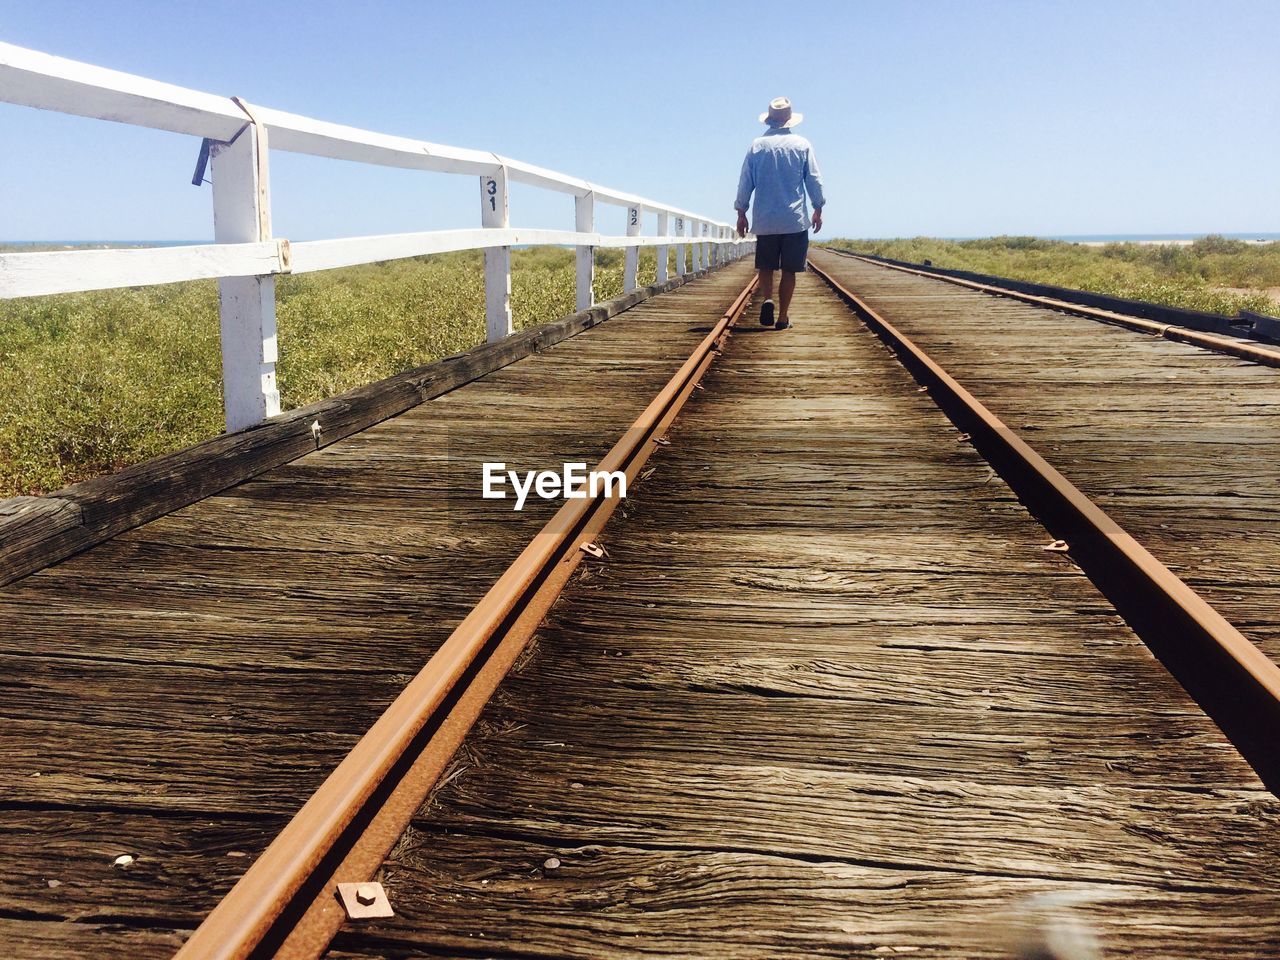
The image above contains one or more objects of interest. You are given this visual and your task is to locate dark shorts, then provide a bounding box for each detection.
[754,230,809,273]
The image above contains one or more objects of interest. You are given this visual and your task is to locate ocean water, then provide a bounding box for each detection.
[1,240,206,248]
[1049,233,1280,244]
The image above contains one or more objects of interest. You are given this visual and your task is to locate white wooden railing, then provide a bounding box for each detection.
[0,43,751,430]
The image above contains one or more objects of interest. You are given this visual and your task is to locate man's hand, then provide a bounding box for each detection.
[811,208,823,234]
[736,211,749,238]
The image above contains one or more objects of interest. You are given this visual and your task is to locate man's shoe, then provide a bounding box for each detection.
[759,300,775,327]
[775,317,791,330]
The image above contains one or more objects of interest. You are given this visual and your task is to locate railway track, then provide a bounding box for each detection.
[0,263,756,958]
[824,247,1280,367]
[806,252,1280,789]
[172,278,758,960]
[5,256,1280,957]
[315,267,1280,957]
[184,259,1278,957]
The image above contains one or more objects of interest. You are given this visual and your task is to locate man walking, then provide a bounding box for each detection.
[734,97,826,330]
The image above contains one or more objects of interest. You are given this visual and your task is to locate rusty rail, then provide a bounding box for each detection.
[825,247,1280,368]
[808,255,1280,792]
[174,276,757,960]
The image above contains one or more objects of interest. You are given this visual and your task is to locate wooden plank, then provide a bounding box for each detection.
[0,230,742,298]
[424,749,1280,889]
[0,496,81,559]
[211,112,279,430]
[481,681,1247,789]
[623,204,641,292]
[332,832,1280,959]
[655,211,669,284]
[0,40,244,138]
[575,193,595,311]
[0,656,408,735]
[480,170,512,342]
[0,920,188,959]
[674,215,686,276]
[0,242,282,299]
[252,105,731,223]
[288,229,739,275]
[251,102,498,177]
[0,810,277,923]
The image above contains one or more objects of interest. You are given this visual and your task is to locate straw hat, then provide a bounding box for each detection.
[759,96,803,128]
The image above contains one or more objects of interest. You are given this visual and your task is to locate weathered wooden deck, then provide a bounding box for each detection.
[326,273,1279,957]
[0,265,752,956]
[4,261,1280,957]
[811,248,1280,666]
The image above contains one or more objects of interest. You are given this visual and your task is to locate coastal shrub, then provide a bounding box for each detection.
[824,236,1280,317]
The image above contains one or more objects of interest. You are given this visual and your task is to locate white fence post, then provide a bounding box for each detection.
[623,204,641,293]
[656,211,669,284]
[675,216,686,277]
[702,222,711,269]
[480,167,512,342]
[575,191,594,311]
[691,219,702,272]
[210,109,280,432]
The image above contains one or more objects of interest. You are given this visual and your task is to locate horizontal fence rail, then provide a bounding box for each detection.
[0,42,752,429]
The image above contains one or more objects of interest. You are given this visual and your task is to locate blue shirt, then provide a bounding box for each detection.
[734,128,826,236]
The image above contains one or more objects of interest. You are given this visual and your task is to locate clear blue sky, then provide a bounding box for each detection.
[2,0,1277,241]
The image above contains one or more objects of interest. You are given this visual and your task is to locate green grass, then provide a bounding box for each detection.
[822,235,1280,317]
[0,246,685,497]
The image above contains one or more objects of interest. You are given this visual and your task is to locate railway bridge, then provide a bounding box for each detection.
[2,43,1280,959]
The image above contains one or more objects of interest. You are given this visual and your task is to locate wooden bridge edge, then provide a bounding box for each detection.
[0,264,730,587]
